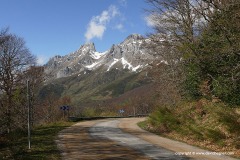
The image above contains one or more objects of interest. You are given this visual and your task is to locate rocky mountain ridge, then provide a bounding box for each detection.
[44,34,155,79]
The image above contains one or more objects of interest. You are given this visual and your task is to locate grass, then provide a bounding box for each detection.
[138,99,240,158]
[0,121,74,160]
[137,121,147,130]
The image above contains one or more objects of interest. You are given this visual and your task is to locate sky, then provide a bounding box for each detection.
[0,0,153,65]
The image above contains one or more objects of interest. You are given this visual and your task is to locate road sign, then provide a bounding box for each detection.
[119,109,124,114]
[60,105,70,111]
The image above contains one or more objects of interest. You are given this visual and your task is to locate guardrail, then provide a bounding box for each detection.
[68,114,149,122]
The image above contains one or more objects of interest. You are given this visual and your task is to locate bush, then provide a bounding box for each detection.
[148,106,180,133]
[183,61,202,100]
[144,99,240,156]
[205,129,226,142]
[182,2,240,105]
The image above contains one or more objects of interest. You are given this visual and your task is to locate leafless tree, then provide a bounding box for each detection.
[146,0,239,48]
[145,0,210,44]
[0,29,36,133]
[21,66,45,126]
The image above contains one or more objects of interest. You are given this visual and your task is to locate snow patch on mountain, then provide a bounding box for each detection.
[106,57,143,72]
[90,51,107,59]
[121,57,143,72]
[132,65,142,72]
[85,62,99,69]
[121,57,132,70]
[44,34,157,79]
[107,58,120,71]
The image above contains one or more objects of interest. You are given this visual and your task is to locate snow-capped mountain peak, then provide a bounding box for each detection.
[44,34,155,79]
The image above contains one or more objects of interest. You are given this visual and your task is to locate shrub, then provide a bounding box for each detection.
[148,106,180,133]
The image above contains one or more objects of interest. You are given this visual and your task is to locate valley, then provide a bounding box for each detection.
[40,34,157,116]
[1,0,239,159]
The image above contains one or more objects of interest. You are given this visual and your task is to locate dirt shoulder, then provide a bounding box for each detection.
[118,117,238,160]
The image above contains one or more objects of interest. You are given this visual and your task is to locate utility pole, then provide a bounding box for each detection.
[27,80,31,149]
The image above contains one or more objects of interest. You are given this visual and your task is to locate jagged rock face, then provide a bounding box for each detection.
[44,34,155,79]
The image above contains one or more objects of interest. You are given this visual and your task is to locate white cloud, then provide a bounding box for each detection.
[85,5,120,41]
[118,0,127,7]
[115,24,124,30]
[85,21,106,41]
[37,55,48,65]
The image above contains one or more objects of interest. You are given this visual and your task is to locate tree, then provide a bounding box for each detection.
[144,0,210,104]
[0,29,36,133]
[193,1,240,105]
[22,66,45,126]
[145,0,210,44]
[145,0,240,104]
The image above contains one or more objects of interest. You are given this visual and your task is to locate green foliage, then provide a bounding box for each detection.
[144,99,240,152]
[38,67,150,107]
[218,111,240,134]
[137,121,147,130]
[149,106,180,132]
[188,126,205,141]
[212,76,240,105]
[81,108,99,117]
[0,122,74,159]
[205,129,226,142]
[183,2,240,105]
[79,107,118,117]
[183,61,202,99]
[100,73,140,97]
[38,83,64,100]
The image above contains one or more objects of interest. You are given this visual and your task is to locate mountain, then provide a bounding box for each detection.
[44,34,154,80]
[41,34,158,106]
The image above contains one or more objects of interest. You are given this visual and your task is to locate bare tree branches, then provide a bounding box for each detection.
[144,0,211,105]
[0,29,36,133]
[146,0,209,44]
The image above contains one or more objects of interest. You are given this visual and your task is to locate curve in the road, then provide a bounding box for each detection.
[57,120,151,160]
[89,119,190,160]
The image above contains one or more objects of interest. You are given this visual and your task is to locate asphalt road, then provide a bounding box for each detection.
[89,119,188,160]
[57,118,237,160]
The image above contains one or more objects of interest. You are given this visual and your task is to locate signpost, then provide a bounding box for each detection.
[27,80,31,150]
[60,105,70,118]
[119,109,124,116]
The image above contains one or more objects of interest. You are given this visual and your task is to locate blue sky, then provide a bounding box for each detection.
[0,0,153,65]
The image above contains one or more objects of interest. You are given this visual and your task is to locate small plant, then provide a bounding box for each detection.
[205,128,226,142]
[148,106,180,133]
[218,112,240,134]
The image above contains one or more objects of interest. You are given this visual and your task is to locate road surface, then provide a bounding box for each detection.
[56,118,237,160]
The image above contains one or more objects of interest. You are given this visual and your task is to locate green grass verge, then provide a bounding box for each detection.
[0,121,74,160]
[138,99,240,158]
[137,121,147,130]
